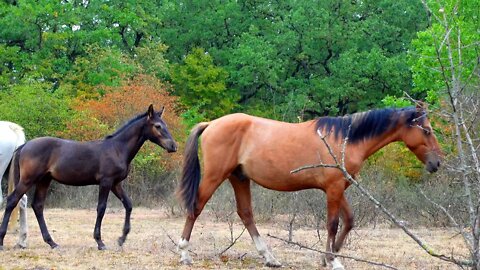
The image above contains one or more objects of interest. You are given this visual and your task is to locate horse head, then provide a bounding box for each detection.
[145,104,177,153]
[400,102,442,173]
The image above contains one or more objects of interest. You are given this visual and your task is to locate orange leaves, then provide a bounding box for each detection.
[62,74,184,171]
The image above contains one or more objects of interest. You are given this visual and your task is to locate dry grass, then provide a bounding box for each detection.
[0,208,467,270]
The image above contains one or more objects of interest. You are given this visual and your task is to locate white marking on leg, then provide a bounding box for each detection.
[178,238,193,265]
[330,258,345,270]
[17,194,28,248]
[252,235,281,267]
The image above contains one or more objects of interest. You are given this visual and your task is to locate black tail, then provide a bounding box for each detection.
[178,122,209,216]
[7,144,24,230]
[8,144,24,193]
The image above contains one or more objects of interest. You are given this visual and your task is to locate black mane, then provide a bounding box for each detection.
[105,112,148,139]
[315,107,422,143]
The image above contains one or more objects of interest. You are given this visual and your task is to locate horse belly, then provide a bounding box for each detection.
[241,154,326,191]
[50,159,100,186]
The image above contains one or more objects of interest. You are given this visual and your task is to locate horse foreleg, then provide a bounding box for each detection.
[94,183,111,250]
[32,178,58,249]
[333,195,353,253]
[0,182,30,250]
[229,177,281,267]
[324,190,345,270]
[178,176,223,265]
[111,183,132,247]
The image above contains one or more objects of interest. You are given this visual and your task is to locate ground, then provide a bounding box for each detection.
[0,208,467,270]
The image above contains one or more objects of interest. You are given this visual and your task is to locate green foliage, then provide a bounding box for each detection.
[382,96,412,108]
[158,0,428,119]
[409,0,480,102]
[0,83,70,138]
[171,48,239,120]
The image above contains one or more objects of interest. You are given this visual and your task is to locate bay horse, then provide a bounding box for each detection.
[0,105,177,251]
[177,103,441,269]
[0,121,28,248]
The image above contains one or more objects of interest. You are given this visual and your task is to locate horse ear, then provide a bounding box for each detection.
[147,104,154,119]
[415,101,427,112]
[158,106,165,117]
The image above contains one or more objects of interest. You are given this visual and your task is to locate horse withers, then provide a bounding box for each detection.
[0,104,177,250]
[177,102,441,269]
[0,121,28,249]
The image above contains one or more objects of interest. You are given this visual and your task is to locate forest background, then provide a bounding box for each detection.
[0,0,478,230]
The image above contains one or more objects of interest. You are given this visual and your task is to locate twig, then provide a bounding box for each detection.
[418,187,474,253]
[162,228,198,255]
[218,226,247,255]
[267,233,399,270]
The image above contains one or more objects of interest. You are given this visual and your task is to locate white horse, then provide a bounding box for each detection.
[0,121,28,248]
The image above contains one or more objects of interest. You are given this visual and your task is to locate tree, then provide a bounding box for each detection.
[409,0,480,268]
[171,47,238,124]
[0,82,70,138]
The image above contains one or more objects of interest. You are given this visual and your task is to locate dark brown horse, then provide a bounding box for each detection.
[177,103,441,269]
[0,105,177,251]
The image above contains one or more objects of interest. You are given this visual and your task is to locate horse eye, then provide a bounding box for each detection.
[155,124,162,130]
[424,128,431,136]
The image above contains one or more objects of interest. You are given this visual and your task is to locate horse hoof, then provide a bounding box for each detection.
[118,237,125,247]
[330,258,345,270]
[0,246,4,251]
[265,260,282,268]
[98,245,107,251]
[14,244,27,249]
[179,256,193,265]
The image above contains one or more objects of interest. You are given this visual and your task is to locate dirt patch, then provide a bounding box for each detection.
[0,208,467,269]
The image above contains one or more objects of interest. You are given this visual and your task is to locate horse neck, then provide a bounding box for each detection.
[109,120,146,163]
[356,126,403,160]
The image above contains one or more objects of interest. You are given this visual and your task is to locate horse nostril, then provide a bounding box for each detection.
[437,161,440,167]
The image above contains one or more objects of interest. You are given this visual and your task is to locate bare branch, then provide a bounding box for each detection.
[291,127,473,267]
[267,233,399,270]
[418,188,474,253]
[218,226,247,256]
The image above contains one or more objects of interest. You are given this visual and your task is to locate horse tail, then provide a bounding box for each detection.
[8,144,24,230]
[178,122,210,216]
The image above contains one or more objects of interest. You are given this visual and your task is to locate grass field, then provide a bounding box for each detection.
[0,208,467,270]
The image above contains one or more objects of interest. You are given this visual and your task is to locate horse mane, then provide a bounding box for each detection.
[315,107,422,143]
[105,112,148,139]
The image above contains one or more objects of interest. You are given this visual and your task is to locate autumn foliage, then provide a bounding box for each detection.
[61,74,184,171]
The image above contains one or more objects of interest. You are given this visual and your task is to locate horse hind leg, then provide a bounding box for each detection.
[31,178,58,249]
[229,176,281,267]
[0,182,32,250]
[178,174,225,265]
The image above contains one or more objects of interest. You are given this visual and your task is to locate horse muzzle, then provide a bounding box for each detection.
[426,160,440,173]
[165,141,178,153]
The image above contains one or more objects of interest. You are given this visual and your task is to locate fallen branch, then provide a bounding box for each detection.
[267,233,399,270]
